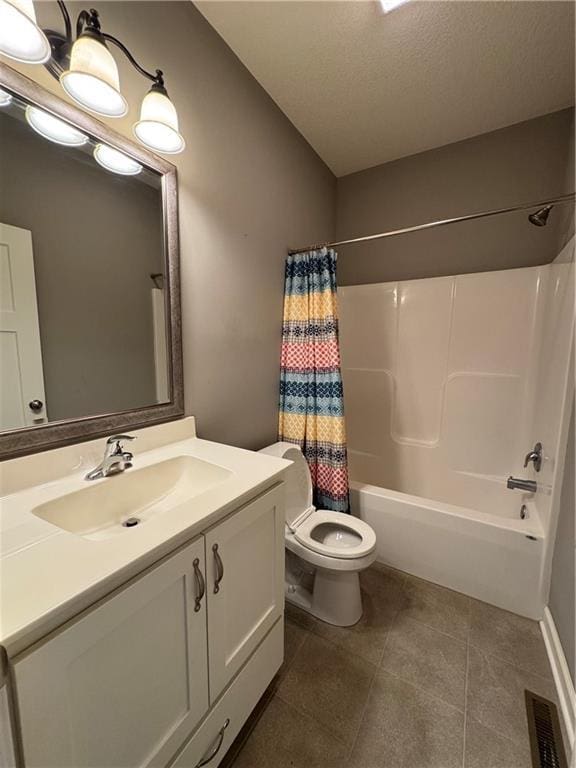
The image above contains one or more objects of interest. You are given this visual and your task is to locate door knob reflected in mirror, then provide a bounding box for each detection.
[28,399,44,413]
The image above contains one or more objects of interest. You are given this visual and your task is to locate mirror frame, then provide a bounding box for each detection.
[0,63,184,460]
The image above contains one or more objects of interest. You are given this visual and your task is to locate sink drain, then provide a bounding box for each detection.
[122,517,141,528]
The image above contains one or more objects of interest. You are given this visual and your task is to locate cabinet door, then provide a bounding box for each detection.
[14,539,209,768]
[205,484,284,701]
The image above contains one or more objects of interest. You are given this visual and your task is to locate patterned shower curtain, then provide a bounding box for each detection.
[278,248,349,512]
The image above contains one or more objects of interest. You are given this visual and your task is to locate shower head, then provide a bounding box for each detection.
[528,205,553,227]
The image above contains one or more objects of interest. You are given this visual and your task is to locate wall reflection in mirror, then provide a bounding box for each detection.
[0,86,169,431]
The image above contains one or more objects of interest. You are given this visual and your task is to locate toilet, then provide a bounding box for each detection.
[260,442,377,626]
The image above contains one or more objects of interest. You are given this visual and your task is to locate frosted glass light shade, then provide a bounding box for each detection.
[0,0,50,63]
[94,144,142,175]
[26,106,88,147]
[60,35,127,117]
[0,88,13,107]
[133,89,185,154]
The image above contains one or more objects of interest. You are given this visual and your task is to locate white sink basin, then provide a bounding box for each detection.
[32,456,232,541]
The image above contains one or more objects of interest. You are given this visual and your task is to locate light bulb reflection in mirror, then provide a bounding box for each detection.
[0,87,13,107]
[25,106,88,147]
[94,143,142,175]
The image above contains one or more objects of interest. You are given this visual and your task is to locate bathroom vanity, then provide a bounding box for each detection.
[0,419,290,768]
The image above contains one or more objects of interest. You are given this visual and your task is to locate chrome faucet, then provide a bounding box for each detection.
[85,435,136,481]
[507,476,537,493]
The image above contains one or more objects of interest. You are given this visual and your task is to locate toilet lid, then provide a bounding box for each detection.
[294,510,376,559]
[260,443,313,527]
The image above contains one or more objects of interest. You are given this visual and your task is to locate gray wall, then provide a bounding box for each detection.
[0,112,163,421]
[336,109,574,285]
[12,1,336,448]
[549,406,575,684]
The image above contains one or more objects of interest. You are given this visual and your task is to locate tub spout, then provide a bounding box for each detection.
[507,476,537,493]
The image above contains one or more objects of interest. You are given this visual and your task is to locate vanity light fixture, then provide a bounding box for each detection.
[25,105,88,146]
[133,83,185,154]
[0,87,13,107]
[379,0,411,12]
[0,0,51,64]
[0,1,185,154]
[59,13,128,118]
[93,143,142,176]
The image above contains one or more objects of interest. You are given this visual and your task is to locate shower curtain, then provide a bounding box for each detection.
[278,248,349,513]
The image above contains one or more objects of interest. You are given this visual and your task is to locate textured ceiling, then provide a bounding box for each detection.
[196,1,575,176]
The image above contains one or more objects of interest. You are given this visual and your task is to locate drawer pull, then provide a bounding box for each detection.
[193,558,205,612]
[195,718,230,767]
[212,544,224,594]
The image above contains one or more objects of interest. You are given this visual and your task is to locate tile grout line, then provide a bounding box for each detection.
[467,639,555,684]
[344,607,401,765]
[393,609,470,644]
[273,688,352,751]
[461,634,471,768]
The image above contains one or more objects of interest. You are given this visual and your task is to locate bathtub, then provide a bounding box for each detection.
[350,481,546,619]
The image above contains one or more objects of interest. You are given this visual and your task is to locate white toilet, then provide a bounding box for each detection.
[260,442,377,626]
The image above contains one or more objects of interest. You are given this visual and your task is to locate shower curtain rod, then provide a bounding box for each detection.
[287,193,575,255]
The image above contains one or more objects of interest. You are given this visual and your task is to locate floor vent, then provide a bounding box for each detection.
[525,690,567,768]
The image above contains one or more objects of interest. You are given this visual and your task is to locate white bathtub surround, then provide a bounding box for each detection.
[341,243,574,620]
[541,606,576,753]
[340,266,549,514]
[260,443,377,626]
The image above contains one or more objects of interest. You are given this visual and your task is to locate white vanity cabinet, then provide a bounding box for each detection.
[205,488,285,701]
[12,484,285,768]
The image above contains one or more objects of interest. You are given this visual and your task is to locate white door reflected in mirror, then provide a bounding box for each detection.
[0,222,47,430]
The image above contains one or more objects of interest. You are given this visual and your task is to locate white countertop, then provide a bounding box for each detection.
[0,436,289,658]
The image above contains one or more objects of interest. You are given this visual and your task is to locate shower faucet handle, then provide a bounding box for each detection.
[523,442,543,472]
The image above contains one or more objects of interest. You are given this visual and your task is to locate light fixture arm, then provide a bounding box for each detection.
[100,32,165,89]
[56,0,72,42]
[47,2,165,90]
[75,8,99,40]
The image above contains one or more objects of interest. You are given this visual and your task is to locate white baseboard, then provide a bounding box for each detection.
[540,606,576,753]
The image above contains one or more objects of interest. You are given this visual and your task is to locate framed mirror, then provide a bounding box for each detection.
[0,63,183,460]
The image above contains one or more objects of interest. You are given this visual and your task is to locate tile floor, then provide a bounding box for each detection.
[221,564,563,768]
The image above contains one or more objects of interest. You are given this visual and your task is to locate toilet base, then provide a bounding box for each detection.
[285,568,363,627]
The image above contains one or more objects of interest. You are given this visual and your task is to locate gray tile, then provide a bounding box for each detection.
[309,565,405,665]
[398,574,471,641]
[278,618,308,677]
[361,562,407,596]
[285,599,319,631]
[466,645,557,748]
[464,717,532,768]
[276,632,376,745]
[349,670,464,768]
[229,695,348,768]
[469,600,552,678]
[381,614,468,709]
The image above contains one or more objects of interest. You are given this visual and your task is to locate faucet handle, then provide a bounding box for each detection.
[523,442,542,472]
[107,434,136,444]
[106,434,136,455]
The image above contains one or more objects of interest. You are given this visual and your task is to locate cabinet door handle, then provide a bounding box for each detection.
[195,718,230,767]
[193,558,205,612]
[212,543,224,594]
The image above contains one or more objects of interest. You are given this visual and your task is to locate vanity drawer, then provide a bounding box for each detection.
[170,618,283,768]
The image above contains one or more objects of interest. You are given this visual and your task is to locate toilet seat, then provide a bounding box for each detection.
[293,509,376,560]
